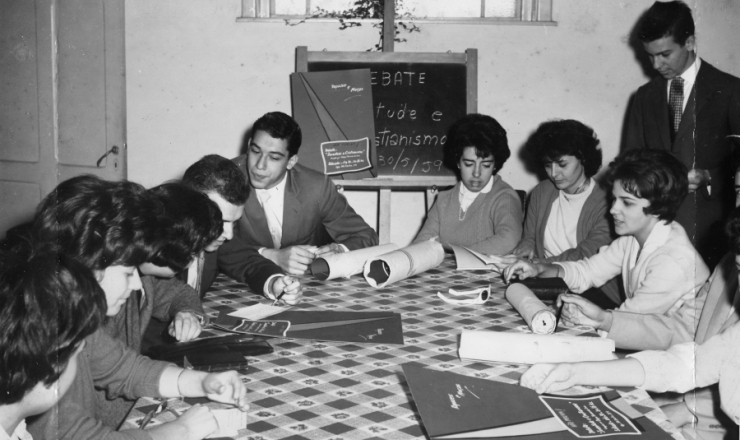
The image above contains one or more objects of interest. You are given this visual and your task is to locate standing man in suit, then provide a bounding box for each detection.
[624,0,740,269]
[182,154,303,302]
[234,112,379,275]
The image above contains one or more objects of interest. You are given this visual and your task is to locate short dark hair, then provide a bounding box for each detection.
[147,182,223,272]
[445,113,510,174]
[183,154,249,205]
[32,175,161,271]
[0,251,106,405]
[637,1,695,46]
[726,206,740,255]
[252,111,302,157]
[606,149,688,222]
[528,119,603,178]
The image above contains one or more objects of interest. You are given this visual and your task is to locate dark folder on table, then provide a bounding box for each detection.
[214,310,404,345]
[402,364,672,439]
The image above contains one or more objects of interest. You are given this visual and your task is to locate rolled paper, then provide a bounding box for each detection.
[437,285,492,305]
[310,243,400,281]
[459,330,615,365]
[505,283,557,334]
[363,239,444,288]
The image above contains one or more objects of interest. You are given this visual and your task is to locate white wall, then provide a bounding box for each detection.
[125,1,740,246]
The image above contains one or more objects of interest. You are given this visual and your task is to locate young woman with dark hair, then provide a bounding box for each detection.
[504,149,709,343]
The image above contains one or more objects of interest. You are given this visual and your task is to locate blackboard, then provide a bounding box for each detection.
[296,47,477,178]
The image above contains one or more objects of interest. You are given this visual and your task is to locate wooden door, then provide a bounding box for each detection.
[0,0,126,238]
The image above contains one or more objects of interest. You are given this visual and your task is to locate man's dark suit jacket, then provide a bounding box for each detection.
[204,236,283,298]
[624,60,740,268]
[231,158,379,251]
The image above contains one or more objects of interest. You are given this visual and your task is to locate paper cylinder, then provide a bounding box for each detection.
[363,240,444,288]
[459,330,615,365]
[505,283,557,334]
[310,243,401,281]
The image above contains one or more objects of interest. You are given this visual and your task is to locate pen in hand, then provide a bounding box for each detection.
[272,290,286,306]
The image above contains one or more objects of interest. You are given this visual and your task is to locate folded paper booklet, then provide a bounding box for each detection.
[211,315,291,338]
[450,244,513,272]
[214,310,405,345]
[459,330,615,365]
[402,364,672,439]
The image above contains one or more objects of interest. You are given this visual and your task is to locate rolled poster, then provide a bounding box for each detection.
[310,243,400,281]
[505,283,557,334]
[363,240,444,288]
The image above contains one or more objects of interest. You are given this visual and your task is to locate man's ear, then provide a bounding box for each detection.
[685,35,696,52]
[287,155,299,170]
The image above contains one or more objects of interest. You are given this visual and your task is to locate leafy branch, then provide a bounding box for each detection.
[285,0,420,51]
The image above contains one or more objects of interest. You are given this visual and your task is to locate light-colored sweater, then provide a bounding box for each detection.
[414,176,523,255]
[555,220,709,318]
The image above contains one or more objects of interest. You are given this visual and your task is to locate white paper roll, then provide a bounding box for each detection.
[505,284,557,334]
[459,330,615,365]
[310,243,400,281]
[363,240,444,288]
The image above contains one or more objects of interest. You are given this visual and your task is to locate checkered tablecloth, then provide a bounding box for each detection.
[124,257,683,440]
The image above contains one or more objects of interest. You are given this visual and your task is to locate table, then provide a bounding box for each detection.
[124,256,683,439]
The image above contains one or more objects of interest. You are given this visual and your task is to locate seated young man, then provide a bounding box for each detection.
[183,154,302,302]
[0,251,105,440]
[25,175,248,440]
[520,205,740,440]
[233,112,378,274]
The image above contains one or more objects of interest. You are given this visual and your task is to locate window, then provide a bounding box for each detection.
[239,0,554,24]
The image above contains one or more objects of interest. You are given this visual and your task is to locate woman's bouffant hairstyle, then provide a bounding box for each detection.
[31,175,162,271]
[606,149,688,222]
[0,250,106,405]
[146,182,223,272]
[445,113,510,174]
[528,119,603,178]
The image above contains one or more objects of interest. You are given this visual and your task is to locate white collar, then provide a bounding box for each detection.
[459,175,496,198]
[639,220,672,259]
[255,171,288,205]
[673,57,700,85]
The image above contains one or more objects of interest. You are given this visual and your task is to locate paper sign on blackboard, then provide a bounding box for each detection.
[321,138,372,175]
[306,60,469,177]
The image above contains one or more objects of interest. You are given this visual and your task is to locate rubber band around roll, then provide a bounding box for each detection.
[505,283,557,334]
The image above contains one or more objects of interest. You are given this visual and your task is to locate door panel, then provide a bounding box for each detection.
[0,0,126,239]
[0,1,40,163]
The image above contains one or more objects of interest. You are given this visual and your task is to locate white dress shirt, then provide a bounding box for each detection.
[255,173,288,249]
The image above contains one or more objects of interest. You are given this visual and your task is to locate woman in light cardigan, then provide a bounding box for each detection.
[414,114,522,255]
[513,120,611,263]
[512,120,619,305]
[504,149,709,340]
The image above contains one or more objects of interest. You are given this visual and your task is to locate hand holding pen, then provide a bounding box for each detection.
[271,275,303,305]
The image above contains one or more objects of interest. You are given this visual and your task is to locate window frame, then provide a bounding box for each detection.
[238,0,555,25]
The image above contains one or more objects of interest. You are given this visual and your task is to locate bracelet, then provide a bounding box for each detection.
[177,368,186,396]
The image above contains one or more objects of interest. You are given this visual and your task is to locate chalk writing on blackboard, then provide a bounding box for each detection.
[321,138,372,175]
